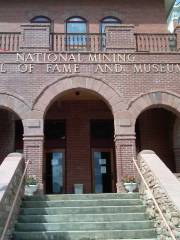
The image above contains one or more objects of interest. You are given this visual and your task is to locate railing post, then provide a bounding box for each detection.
[20,23,51,51]
[105,24,136,52]
[175,25,180,51]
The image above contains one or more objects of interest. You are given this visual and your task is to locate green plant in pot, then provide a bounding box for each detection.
[25,176,38,196]
[122,175,137,193]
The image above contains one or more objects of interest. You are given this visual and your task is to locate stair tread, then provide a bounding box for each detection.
[17,220,154,224]
[20,204,145,209]
[18,213,148,217]
[23,198,141,202]
[26,193,139,197]
[15,229,156,232]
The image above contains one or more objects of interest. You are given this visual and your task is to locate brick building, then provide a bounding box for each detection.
[0,0,179,194]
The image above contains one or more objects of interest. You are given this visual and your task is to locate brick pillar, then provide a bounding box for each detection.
[115,134,136,192]
[23,119,44,192]
[175,26,180,51]
[20,23,51,51]
[105,25,136,52]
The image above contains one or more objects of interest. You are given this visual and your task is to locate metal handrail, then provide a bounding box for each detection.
[132,157,176,240]
[0,159,31,240]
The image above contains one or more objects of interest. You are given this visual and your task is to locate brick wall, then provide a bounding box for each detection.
[0,0,165,32]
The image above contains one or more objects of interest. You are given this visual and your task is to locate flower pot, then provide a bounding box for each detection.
[25,184,38,196]
[124,182,137,193]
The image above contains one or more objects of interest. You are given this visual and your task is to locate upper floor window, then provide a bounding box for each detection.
[100,16,121,33]
[31,16,51,23]
[66,17,87,50]
[66,17,87,34]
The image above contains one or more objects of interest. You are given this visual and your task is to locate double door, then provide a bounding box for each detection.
[45,149,114,194]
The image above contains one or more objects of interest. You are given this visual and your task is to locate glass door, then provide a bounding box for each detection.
[92,150,113,193]
[46,149,65,194]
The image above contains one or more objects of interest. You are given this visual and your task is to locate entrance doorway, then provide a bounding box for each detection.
[44,89,116,193]
[92,149,114,193]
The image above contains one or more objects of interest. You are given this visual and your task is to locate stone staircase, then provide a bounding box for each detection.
[13,193,157,240]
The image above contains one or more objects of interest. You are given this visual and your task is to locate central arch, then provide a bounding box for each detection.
[33,75,124,118]
[32,76,125,193]
[43,88,117,194]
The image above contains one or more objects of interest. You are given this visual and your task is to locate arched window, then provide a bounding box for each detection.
[100,16,121,33]
[66,17,87,34]
[31,16,51,23]
[66,17,87,50]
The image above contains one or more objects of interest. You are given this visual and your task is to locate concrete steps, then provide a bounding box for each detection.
[13,193,157,240]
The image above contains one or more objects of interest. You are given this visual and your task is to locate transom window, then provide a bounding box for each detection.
[100,16,121,32]
[31,16,51,23]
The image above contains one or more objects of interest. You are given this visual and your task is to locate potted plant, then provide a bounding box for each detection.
[122,175,137,193]
[25,176,38,196]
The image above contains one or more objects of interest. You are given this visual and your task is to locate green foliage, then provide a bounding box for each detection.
[25,176,37,185]
[122,175,136,183]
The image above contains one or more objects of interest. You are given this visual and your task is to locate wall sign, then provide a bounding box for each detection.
[0,53,179,74]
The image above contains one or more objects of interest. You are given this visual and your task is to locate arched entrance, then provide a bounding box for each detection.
[135,107,176,172]
[0,108,23,164]
[44,89,116,194]
[128,91,180,173]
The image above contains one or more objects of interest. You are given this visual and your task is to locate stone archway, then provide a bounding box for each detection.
[0,92,30,163]
[128,91,180,173]
[128,91,180,124]
[0,91,31,120]
[32,75,124,118]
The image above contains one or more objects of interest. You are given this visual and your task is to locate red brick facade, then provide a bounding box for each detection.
[0,0,179,193]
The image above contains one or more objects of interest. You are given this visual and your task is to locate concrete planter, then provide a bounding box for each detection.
[74,184,83,194]
[25,184,38,196]
[124,182,137,193]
